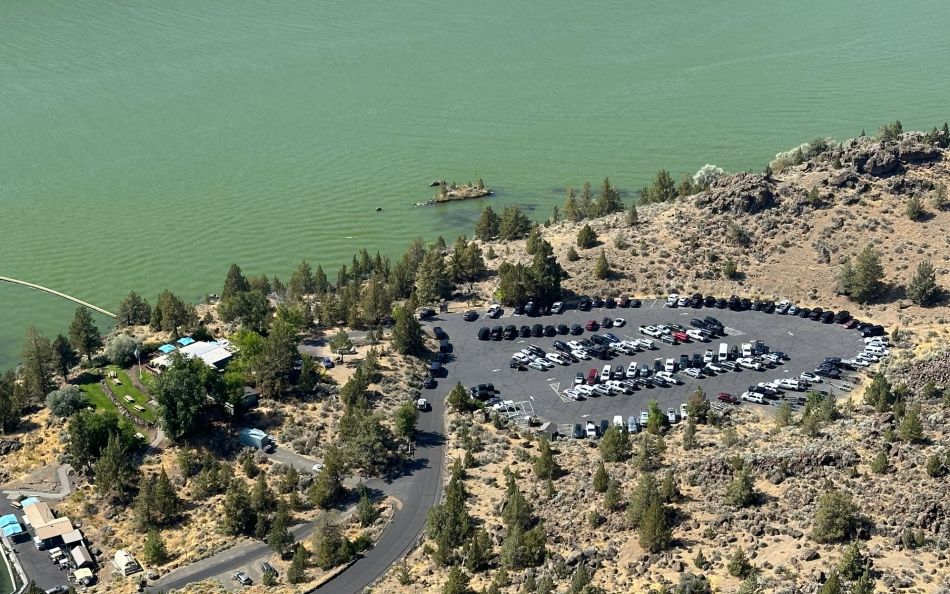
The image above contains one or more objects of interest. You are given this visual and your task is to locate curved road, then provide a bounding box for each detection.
[150,329,449,594]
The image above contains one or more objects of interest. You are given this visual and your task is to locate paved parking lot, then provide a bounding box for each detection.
[422,300,867,429]
[0,498,71,592]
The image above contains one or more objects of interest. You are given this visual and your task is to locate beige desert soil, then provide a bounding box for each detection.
[375,139,950,593]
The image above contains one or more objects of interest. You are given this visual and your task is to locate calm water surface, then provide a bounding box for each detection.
[1,0,948,368]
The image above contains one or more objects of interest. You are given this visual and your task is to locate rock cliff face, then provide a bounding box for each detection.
[693,172,776,214]
[833,133,942,177]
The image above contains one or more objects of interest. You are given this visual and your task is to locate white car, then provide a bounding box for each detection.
[626,362,639,378]
[706,361,725,374]
[563,388,581,401]
[762,353,782,365]
[656,371,681,385]
[846,357,870,368]
[856,352,879,363]
[512,352,529,363]
[778,378,801,391]
[567,340,583,349]
[621,340,642,352]
[666,293,679,307]
[527,360,546,371]
[546,353,569,366]
[677,297,689,307]
[741,391,765,404]
[787,304,800,315]
[576,384,594,397]
[637,338,656,350]
[703,350,714,364]
[687,329,707,342]
[572,349,592,360]
[664,358,676,373]
[776,299,790,314]
[639,410,649,425]
[737,358,763,371]
[607,380,631,394]
[613,318,626,327]
[667,408,678,423]
[416,398,430,411]
[800,371,821,383]
[586,422,597,438]
[682,367,703,379]
[680,403,688,419]
[864,336,889,345]
[639,325,661,338]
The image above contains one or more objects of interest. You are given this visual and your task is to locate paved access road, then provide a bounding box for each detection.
[433,299,867,429]
[149,357,448,594]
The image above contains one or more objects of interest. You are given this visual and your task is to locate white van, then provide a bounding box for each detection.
[665,358,676,373]
[865,345,889,355]
[666,293,679,307]
[719,342,729,361]
[613,415,625,428]
[741,342,753,358]
[600,365,612,382]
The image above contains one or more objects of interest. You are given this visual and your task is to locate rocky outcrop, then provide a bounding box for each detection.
[0,439,21,457]
[695,172,776,214]
[836,134,941,178]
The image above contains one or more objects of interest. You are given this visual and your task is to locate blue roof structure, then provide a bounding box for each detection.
[176,337,195,346]
[1,522,23,537]
[0,514,18,528]
[158,344,176,354]
[20,497,38,508]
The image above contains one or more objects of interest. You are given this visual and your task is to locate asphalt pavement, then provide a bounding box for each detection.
[429,299,867,430]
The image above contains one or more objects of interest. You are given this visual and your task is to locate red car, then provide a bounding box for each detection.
[672,330,689,342]
[585,319,599,331]
[587,368,599,385]
[842,319,859,329]
[717,392,740,405]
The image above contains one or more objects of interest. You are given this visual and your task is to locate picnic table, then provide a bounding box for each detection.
[133,405,146,413]
[112,377,122,386]
[124,395,135,403]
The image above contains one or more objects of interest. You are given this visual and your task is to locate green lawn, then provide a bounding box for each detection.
[75,366,157,423]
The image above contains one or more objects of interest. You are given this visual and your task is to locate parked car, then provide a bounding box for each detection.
[718,392,740,405]
[552,301,565,314]
[578,296,592,311]
[800,371,821,383]
[556,323,570,335]
[613,318,626,327]
[234,572,253,586]
[629,299,642,308]
[463,310,479,321]
[570,323,584,335]
[666,293,680,307]
[477,327,490,340]
[605,297,617,309]
[544,325,557,337]
[573,423,585,438]
[586,319,599,331]
[601,317,613,329]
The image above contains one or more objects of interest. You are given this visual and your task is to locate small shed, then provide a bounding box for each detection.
[113,550,141,576]
[74,567,95,586]
[157,344,176,354]
[62,528,84,547]
[238,427,274,451]
[72,545,94,568]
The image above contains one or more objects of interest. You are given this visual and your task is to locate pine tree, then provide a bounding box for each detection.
[19,327,56,404]
[576,224,598,248]
[251,471,276,514]
[463,527,492,572]
[68,307,102,361]
[498,206,531,240]
[627,473,660,527]
[143,529,168,565]
[133,475,156,531]
[93,433,139,504]
[847,245,885,303]
[726,465,757,508]
[599,425,630,462]
[566,246,579,261]
[267,502,294,554]
[683,419,697,450]
[604,478,623,511]
[638,498,671,552]
[312,522,355,569]
[870,449,889,474]
[533,437,558,479]
[415,247,451,304]
[153,467,181,525]
[837,541,868,580]
[356,487,380,526]
[525,224,543,255]
[852,571,874,594]
[579,182,594,217]
[906,260,939,306]
[594,248,610,279]
[818,570,842,594]
[864,372,894,412]
[592,461,609,492]
[474,206,501,241]
[442,566,471,594]
[563,187,582,222]
[626,201,639,226]
[116,291,151,326]
[286,544,308,584]
[551,204,560,223]
[898,404,924,443]
[659,469,678,503]
[728,547,753,578]
[391,305,424,356]
[221,479,254,536]
[51,334,79,381]
[812,489,860,543]
[501,473,533,531]
[221,263,250,301]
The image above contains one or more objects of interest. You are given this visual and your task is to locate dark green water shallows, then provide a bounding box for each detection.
[1,0,947,369]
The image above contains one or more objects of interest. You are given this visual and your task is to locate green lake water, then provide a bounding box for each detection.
[1,0,948,370]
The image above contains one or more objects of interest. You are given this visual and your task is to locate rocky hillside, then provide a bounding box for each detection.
[375,131,950,594]
[480,131,950,345]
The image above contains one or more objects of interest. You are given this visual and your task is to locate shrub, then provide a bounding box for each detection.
[932,184,948,211]
[693,164,724,190]
[576,224,598,249]
[728,547,753,578]
[906,260,940,306]
[905,195,925,221]
[725,466,758,508]
[812,489,860,543]
[870,450,888,474]
[105,334,142,366]
[45,385,87,418]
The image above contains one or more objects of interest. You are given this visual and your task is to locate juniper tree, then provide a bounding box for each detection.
[906,260,939,306]
[594,249,610,279]
[576,224,598,249]
[592,461,609,493]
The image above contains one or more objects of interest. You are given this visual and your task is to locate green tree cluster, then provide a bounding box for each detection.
[838,246,885,303]
[117,291,152,327]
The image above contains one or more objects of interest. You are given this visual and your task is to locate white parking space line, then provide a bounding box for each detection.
[491,368,500,372]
